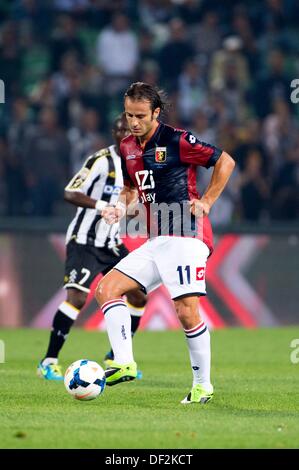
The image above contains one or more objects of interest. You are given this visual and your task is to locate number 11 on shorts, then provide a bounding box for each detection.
[177,265,206,284]
[177,265,191,284]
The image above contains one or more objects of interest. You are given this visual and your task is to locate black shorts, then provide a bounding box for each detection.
[64,240,130,293]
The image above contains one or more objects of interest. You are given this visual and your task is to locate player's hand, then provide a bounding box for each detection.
[102,202,126,225]
[189,198,211,217]
[101,206,118,224]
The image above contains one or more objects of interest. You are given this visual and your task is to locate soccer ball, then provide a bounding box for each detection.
[64,359,106,401]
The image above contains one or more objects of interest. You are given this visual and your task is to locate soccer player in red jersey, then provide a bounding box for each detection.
[96,82,235,403]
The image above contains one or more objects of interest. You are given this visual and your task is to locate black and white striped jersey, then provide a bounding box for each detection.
[65,145,123,248]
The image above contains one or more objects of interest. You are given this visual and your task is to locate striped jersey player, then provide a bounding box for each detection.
[37,115,147,381]
[65,145,123,252]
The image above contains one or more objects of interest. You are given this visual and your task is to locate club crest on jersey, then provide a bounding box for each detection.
[68,168,89,190]
[155,147,167,163]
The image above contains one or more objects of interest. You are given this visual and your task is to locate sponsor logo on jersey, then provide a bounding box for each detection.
[155,147,167,162]
[140,192,156,203]
[196,267,205,281]
[103,184,122,195]
[127,154,136,160]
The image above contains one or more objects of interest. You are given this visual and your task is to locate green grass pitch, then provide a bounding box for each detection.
[0,327,298,449]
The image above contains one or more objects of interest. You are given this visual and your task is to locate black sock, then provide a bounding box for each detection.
[131,314,141,336]
[107,315,141,361]
[44,310,75,360]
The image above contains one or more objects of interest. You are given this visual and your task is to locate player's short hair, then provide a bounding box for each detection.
[112,112,127,132]
[124,82,167,112]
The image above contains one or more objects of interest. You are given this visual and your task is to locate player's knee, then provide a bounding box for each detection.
[95,278,106,305]
[66,289,87,310]
[95,277,119,306]
[174,298,199,327]
[126,289,147,308]
[174,302,189,323]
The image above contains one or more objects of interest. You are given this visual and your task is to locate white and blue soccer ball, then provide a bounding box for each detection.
[64,359,106,401]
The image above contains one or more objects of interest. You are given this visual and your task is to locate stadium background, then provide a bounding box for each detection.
[0,0,298,329]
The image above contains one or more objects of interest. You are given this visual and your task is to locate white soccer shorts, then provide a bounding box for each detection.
[114,236,210,300]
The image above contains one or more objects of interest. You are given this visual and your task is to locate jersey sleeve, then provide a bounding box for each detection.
[179,131,222,168]
[120,143,135,188]
[65,154,106,194]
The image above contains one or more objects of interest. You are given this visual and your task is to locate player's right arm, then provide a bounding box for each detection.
[101,183,138,225]
[64,154,109,213]
[64,189,99,209]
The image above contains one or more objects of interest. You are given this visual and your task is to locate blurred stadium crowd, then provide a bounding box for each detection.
[0,0,298,225]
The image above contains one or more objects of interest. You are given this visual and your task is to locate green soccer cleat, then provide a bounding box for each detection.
[104,360,137,386]
[37,361,64,381]
[181,384,214,404]
[104,351,143,379]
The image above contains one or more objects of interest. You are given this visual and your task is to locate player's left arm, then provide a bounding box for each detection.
[190,151,235,216]
[179,132,235,216]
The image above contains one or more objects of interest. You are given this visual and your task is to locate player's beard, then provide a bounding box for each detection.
[139,114,157,143]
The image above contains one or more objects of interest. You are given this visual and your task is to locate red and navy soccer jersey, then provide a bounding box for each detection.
[119,122,222,253]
